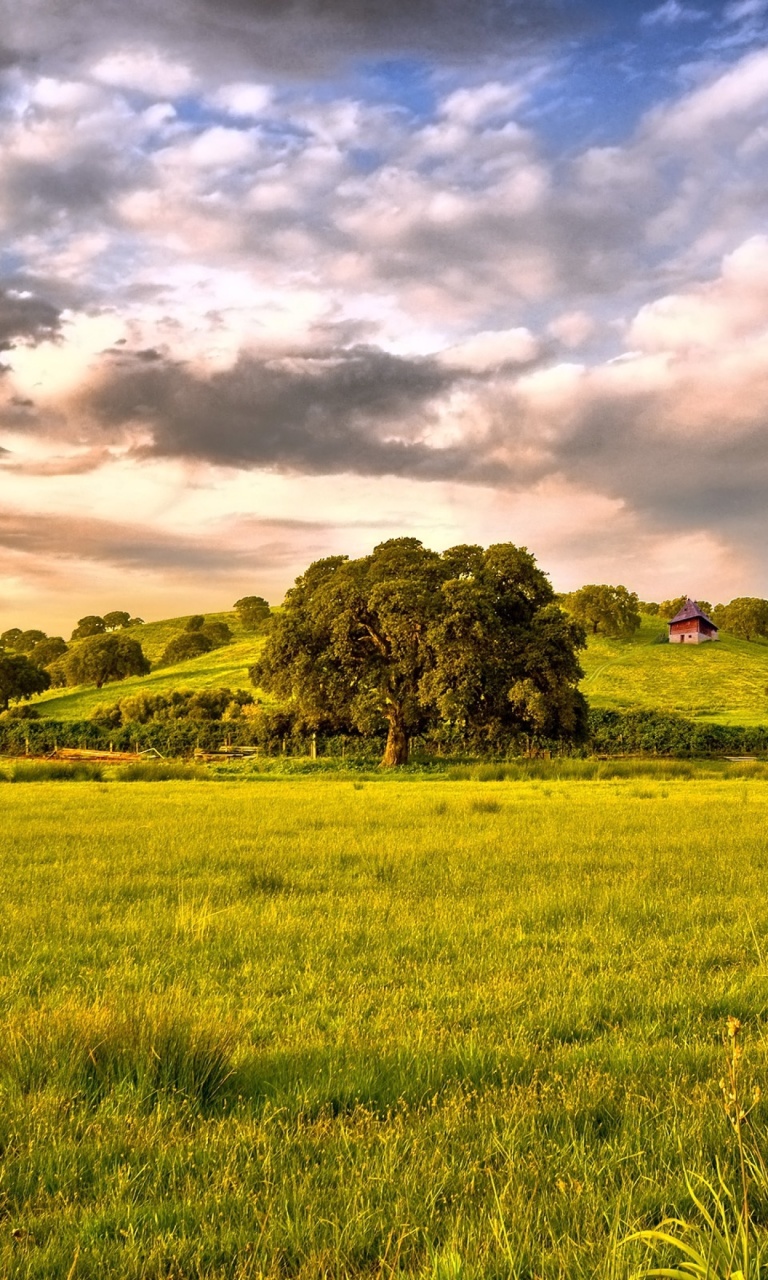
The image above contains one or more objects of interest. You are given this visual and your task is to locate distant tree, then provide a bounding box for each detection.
[30,636,68,668]
[565,584,641,637]
[660,596,713,620]
[71,615,106,640]
[0,627,23,650]
[63,633,150,689]
[103,611,132,631]
[158,632,213,666]
[234,596,271,631]
[254,538,587,766]
[185,615,206,632]
[199,620,232,649]
[16,629,47,653]
[638,601,660,616]
[1,627,47,652]
[0,652,51,710]
[717,597,768,641]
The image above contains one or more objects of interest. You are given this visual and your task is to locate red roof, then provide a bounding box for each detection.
[668,598,718,628]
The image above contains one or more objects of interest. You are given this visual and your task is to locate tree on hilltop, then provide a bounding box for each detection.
[103,611,143,630]
[253,538,587,766]
[564,584,641,637]
[234,596,271,631]
[71,615,106,640]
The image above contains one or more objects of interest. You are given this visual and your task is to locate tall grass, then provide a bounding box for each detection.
[2,778,768,1276]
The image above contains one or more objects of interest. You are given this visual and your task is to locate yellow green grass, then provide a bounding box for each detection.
[36,611,267,721]
[581,614,768,726]
[2,775,768,1277]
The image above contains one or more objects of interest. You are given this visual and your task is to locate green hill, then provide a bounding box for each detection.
[31,609,768,728]
[35,611,269,722]
[581,614,768,726]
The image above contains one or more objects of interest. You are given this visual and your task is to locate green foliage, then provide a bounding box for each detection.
[0,650,51,710]
[159,630,213,665]
[159,622,232,668]
[91,686,254,727]
[1,627,47,652]
[565,583,641,636]
[256,539,586,765]
[234,595,272,631]
[715,597,768,641]
[62,632,151,689]
[29,635,68,667]
[70,614,106,640]
[102,610,139,630]
[199,619,232,648]
[638,601,660,616]
[3,779,768,1276]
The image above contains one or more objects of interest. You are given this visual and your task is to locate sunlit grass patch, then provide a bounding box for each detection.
[115,761,209,781]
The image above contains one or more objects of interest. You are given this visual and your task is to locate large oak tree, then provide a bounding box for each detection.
[253,538,587,765]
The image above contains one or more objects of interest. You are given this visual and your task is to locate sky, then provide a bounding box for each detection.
[2,0,768,631]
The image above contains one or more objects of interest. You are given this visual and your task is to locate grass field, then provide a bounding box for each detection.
[3,773,768,1277]
[581,615,768,725]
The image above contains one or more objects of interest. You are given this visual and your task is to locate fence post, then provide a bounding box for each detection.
[311,732,317,760]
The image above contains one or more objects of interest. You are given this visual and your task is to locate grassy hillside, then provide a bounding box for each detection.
[36,611,268,722]
[581,614,768,725]
[33,608,768,728]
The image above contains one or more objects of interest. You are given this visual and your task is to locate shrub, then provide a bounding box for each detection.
[158,632,213,666]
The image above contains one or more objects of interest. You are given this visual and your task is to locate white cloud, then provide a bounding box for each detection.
[90,47,196,97]
[208,82,273,117]
[649,48,768,143]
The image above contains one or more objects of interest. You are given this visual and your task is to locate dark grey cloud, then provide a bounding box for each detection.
[81,344,485,479]
[0,287,62,350]
[0,0,599,79]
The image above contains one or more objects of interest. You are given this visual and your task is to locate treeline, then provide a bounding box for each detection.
[564,586,768,642]
[2,696,766,760]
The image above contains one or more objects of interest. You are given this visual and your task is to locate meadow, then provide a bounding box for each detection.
[2,773,768,1278]
[581,616,768,726]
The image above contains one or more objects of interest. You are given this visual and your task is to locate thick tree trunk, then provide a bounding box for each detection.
[381,709,409,767]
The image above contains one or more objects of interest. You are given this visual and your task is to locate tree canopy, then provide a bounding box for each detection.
[234,596,272,631]
[253,538,587,765]
[712,597,768,641]
[564,584,641,637]
[71,615,107,640]
[59,634,150,689]
[0,652,51,711]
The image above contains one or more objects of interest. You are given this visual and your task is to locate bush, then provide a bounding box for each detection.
[158,632,213,666]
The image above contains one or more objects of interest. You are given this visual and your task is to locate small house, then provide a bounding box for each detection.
[667,598,719,644]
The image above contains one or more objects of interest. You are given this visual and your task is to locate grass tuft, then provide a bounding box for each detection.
[115,761,208,781]
[9,761,104,782]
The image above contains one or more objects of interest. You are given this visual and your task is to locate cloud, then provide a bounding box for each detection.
[79,344,477,478]
[0,287,62,350]
[1,0,595,82]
